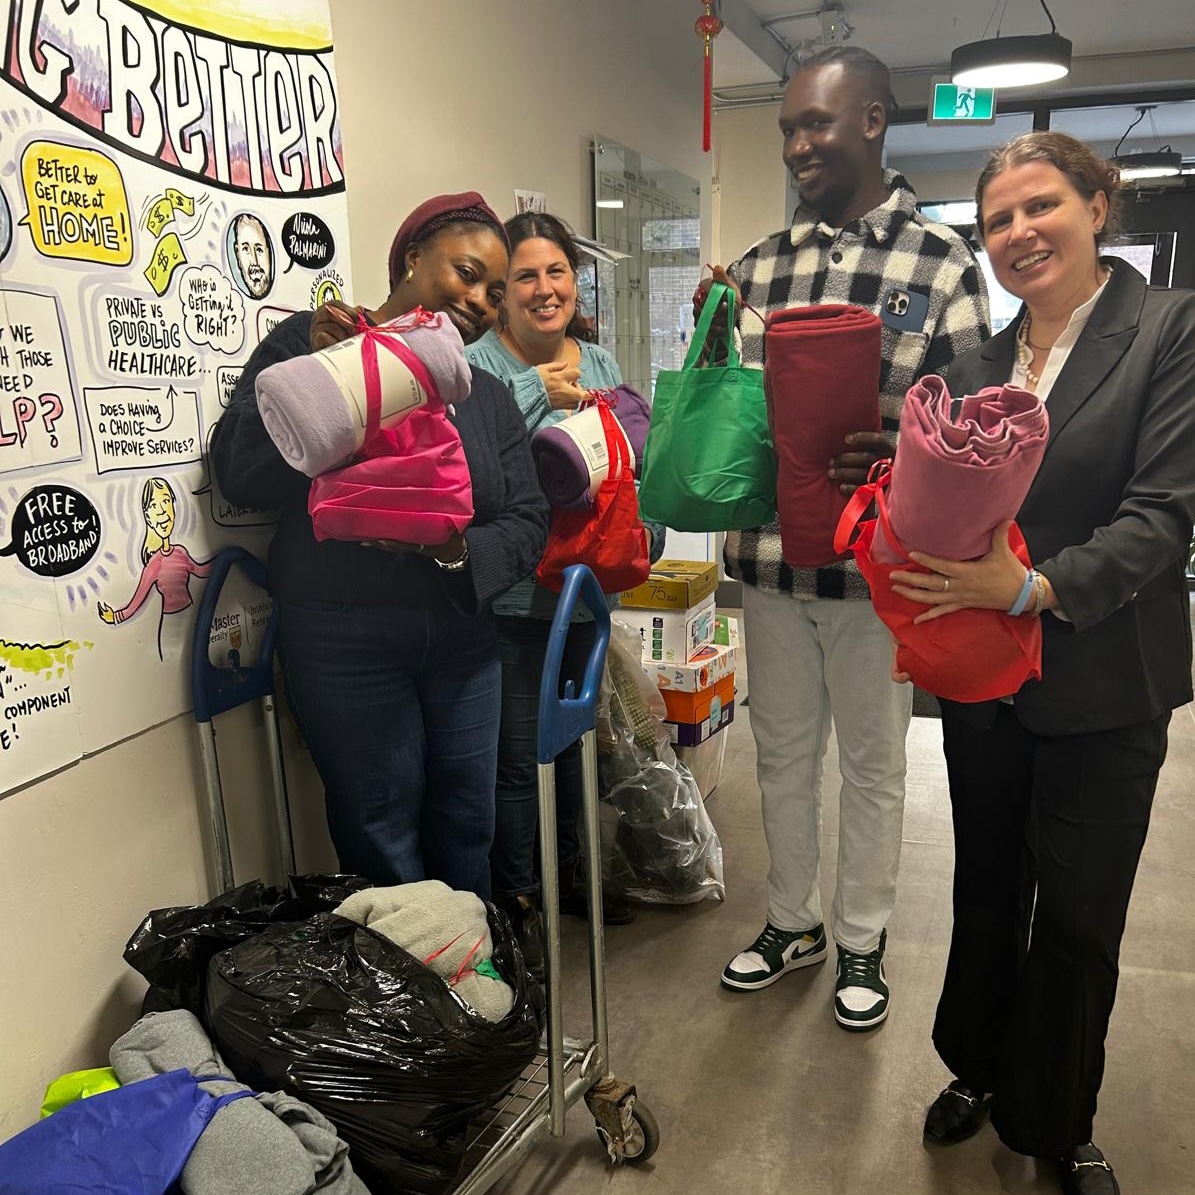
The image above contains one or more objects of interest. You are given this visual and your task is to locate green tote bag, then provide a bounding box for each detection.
[638,283,776,531]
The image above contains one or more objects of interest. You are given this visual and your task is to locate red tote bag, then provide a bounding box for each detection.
[833,464,1042,703]
[536,398,650,594]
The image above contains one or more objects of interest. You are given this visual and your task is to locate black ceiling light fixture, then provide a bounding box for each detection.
[951,0,1072,89]
[1111,106,1182,181]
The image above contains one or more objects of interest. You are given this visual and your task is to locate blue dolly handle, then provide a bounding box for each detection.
[534,564,615,1136]
[191,546,279,723]
[536,564,612,765]
[190,546,293,893]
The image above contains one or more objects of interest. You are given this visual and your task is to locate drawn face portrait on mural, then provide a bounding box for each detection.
[313,276,343,306]
[230,213,273,299]
[143,478,176,549]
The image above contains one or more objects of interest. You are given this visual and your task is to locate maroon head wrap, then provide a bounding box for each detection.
[386,191,508,291]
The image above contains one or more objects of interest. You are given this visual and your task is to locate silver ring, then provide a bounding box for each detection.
[942,577,950,593]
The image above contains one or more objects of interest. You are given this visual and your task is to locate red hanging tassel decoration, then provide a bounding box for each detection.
[695,1,723,153]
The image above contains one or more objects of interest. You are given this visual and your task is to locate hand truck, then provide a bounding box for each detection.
[452,563,660,1193]
[190,545,294,894]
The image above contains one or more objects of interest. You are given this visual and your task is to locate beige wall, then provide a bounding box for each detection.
[0,0,713,1140]
[332,0,712,304]
[711,103,789,264]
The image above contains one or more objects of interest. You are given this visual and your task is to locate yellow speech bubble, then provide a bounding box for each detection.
[20,142,133,266]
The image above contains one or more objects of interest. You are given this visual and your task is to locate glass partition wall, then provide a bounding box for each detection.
[591,137,702,397]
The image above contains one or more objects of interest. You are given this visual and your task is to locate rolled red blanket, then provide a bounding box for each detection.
[764,304,882,567]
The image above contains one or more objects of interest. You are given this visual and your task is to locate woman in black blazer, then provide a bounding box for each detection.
[890,132,1195,1194]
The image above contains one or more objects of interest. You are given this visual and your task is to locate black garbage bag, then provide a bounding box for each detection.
[123,873,372,1018]
[205,908,544,1195]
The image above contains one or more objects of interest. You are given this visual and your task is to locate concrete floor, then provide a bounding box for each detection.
[492,630,1195,1195]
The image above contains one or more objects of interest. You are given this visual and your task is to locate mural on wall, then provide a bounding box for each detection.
[0,0,352,794]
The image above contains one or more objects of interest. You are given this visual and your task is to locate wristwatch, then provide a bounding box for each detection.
[434,538,469,571]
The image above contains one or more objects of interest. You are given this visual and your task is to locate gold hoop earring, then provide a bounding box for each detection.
[405,267,414,282]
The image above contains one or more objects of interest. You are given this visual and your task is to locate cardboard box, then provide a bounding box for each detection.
[677,729,729,799]
[661,671,735,724]
[649,640,736,694]
[620,560,718,611]
[613,592,716,664]
[713,614,740,648]
[664,696,735,747]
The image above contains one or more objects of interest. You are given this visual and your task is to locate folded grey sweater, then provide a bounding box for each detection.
[110,1009,368,1195]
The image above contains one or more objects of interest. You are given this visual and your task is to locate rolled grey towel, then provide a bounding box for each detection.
[110,1009,368,1195]
[336,881,514,1022]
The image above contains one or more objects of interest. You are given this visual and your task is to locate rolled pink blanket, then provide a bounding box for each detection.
[258,310,470,477]
[881,375,1048,562]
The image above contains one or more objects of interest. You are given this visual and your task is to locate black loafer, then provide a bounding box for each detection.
[923,1080,992,1143]
[1060,1144,1121,1195]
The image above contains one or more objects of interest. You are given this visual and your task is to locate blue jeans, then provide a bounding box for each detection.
[492,616,597,898]
[279,600,501,899]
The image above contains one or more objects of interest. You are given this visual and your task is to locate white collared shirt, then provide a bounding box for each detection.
[1010,270,1112,399]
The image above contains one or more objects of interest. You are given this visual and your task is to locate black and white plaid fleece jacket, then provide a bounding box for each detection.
[725,169,990,600]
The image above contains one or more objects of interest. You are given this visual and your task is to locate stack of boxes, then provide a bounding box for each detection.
[613,561,737,797]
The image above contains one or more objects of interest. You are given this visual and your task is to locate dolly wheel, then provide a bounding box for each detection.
[596,1100,660,1164]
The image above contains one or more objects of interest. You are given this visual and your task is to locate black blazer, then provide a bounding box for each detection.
[942,262,1195,735]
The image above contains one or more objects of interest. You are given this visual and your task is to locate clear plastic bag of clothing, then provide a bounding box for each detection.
[204,908,544,1195]
[595,622,725,904]
[123,874,373,1018]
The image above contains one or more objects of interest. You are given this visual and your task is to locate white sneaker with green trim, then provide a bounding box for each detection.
[834,930,890,1031]
[721,922,828,991]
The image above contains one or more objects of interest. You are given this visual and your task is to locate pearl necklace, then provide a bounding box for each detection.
[1015,314,1051,391]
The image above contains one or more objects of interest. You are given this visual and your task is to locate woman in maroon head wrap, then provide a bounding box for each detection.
[209,193,548,900]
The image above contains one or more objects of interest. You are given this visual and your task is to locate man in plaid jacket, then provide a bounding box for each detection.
[712,46,990,1030]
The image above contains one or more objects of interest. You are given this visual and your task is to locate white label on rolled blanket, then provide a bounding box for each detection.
[555,405,633,493]
[313,330,427,442]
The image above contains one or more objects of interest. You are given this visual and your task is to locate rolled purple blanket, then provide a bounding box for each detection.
[257,311,470,478]
[879,375,1048,563]
[531,403,634,509]
[603,384,651,462]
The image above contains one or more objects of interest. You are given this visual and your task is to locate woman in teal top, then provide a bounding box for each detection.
[466,212,657,972]
[467,218,624,622]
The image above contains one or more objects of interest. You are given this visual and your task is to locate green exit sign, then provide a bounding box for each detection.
[929,82,997,125]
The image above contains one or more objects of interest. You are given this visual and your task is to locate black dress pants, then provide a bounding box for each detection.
[934,700,1169,1158]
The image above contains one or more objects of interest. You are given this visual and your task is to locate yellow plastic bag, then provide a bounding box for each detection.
[39,1067,120,1118]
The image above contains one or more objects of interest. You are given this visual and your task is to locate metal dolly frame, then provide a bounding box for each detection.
[191,545,295,893]
[453,564,659,1195]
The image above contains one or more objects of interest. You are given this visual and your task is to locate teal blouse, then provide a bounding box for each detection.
[465,330,662,618]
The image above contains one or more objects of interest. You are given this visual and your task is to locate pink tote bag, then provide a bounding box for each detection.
[308,311,473,544]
